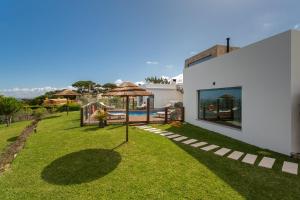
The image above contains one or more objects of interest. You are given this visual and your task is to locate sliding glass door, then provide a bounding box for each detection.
[198,87,242,129]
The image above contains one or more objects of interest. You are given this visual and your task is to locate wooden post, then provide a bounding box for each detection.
[132,98,135,110]
[103,107,108,126]
[80,107,84,127]
[67,98,69,115]
[146,97,150,123]
[164,107,168,124]
[126,96,129,142]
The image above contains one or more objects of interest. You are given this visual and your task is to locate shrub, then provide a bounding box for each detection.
[174,102,183,108]
[57,103,81,112]
[33,107,48,119]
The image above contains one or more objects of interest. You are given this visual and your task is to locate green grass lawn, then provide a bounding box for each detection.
[0,120,31,154]
[0,112,299,199]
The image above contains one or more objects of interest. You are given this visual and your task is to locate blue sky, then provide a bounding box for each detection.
[1,0,300,97]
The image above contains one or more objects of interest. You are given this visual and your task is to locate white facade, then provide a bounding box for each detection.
[139,83,183,108]
[183,30,300,155]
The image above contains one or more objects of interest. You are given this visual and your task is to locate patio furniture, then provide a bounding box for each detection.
[107,112,126,120]
[155,110,175,118]
[99,102,116,109]
[136,103,146,110]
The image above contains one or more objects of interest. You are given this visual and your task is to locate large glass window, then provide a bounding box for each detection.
[198,87,242,129]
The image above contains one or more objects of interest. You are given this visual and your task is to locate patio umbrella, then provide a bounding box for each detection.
[54,89,81,115]
[103,82,152,142]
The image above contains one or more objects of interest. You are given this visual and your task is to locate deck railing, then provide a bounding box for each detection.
[80,101,184,126]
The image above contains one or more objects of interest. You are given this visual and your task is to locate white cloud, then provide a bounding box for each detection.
[262,22,273,29]
[0,86,76,99]
[190,51,196,55]
[135,81,145,86]
[165,65,174,69]
[294,24,300,30]
[146,61,159,65]
[114,79,123,86]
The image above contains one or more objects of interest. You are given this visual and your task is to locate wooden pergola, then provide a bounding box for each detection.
[54,89,80,115]
[103,82,152,142]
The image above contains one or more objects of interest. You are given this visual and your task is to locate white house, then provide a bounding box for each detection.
[183,30,300,155]
[137,74,183,108]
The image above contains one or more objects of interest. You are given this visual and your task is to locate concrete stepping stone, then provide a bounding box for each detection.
[153,131,163,134]
[145,129,154,131]
[214,148,231,156]
[166,134,181,139]
[182,139,198,144]
[201,144,219,151]
[148,129,160,132]
[258,157,275,169]
[227,151,244,160]
[147,129,160,132]
[159,131,168,133]
[138,126,149,129]
[191,142,208,148]
[242,154,257,165]
[143,128,155,131]
[160,132,174,136]
[173,136,188,141]
[282,161,298,175]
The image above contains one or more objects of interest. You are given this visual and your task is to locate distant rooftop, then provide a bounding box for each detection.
[185,45,239,68]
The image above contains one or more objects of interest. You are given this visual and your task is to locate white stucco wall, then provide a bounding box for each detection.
[140,84,183,108]
[291,30,300,154]
[183,30,300,155]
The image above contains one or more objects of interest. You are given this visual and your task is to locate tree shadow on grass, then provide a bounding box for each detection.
[41,149,121,185]
[43,115,62,120]
[7,136,18,142]
[63,126,80,131]
[83,127,100,132]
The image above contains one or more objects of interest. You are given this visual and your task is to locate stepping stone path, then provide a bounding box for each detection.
[227,151,244,160]
[160,132,174,136]
[201,144,219,151]
[242,154,257,165]
[182,139,197,145]
[144,128,156,131]
[166,134,181,139]
[153,131,163,134]
[135,126,299,176]
[282,161,298,175]
[191,142,208,148]
[258,157,275,169]
[173,136,188,141]
[148,128,160,131]
[214,148,231,156]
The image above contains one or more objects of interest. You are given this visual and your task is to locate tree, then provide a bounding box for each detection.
[102,83,117,90]
[72,81,96,94]
[0,97,22,126]
[145,76,170,84]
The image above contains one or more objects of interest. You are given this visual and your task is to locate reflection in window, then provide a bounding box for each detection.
[198,87,242,129]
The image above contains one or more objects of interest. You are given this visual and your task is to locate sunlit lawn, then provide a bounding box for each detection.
[0,120,31,154]
[0,112,299,199]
